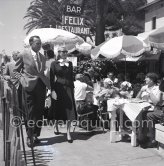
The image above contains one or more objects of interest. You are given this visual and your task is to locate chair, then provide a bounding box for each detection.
[73,110,94,132]
[97,100,110,133]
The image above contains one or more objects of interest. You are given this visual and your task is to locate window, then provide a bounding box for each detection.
[152,17,156,30]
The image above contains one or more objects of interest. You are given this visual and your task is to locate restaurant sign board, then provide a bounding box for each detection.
[56,4,90,36]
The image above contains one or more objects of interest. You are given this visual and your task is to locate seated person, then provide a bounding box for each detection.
[143,79,164,148]
[75,84,98,129]
[114,73,125,88]
[106,71,118,85]
[136,73,159,104]
[137,73,163,148]
[95,78,119,119]
[74,73,94,114]
[95,78,119,103]
[119,81,133,99]
[132,73,145,98]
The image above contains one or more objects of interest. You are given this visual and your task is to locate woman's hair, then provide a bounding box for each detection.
[146,72,158,84]
[46,50,55,59]
[57,46,68,60]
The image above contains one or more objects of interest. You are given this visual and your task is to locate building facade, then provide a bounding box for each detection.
[140,0,164,31]
[138,0,164,75]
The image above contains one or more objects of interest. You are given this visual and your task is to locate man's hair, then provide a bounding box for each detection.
[29,36,41,45]
[12,51,20,56]
[75,74,83,81]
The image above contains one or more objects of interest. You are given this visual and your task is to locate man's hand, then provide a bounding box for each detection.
[3,75,10,81]
[51,91,57,100]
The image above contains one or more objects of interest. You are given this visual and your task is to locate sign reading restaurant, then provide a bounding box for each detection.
[56,4,90,36]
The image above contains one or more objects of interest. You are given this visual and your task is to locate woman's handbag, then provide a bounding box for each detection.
[159,79,164,92]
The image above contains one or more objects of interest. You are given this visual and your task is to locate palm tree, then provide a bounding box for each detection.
[105,0,146,35]
[24,0,68,34]
[95,0,107,45]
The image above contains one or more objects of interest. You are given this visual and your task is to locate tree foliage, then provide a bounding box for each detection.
[24,0,146,35]
[24,0,67,34]
[105,0,146,35]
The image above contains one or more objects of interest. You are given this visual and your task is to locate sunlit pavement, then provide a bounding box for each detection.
[0,129,5,166]
[21,124,164,166]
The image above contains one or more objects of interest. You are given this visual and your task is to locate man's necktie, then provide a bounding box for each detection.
[36,53,41,71]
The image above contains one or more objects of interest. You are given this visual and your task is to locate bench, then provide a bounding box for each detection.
[155,124,164,156]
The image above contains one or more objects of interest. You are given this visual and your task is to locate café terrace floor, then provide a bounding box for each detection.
[19,124,164,166]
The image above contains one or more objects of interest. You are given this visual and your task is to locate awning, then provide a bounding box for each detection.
[137,30,156,40]
[116,50,161,62]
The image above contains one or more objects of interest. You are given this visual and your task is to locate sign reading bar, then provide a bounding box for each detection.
[65,4,83,16]
[56,25,90,35]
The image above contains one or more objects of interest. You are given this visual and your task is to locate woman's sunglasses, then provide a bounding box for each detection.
[58,50,68,53]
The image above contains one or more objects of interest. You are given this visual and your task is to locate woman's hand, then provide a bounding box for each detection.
[140,86,147,92]
[51,91,57,100]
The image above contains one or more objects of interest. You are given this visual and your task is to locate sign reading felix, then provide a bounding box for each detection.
[56,4,90,36]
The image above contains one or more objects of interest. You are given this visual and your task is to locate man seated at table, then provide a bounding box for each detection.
[137,73,164,148]
[74,74,97,129]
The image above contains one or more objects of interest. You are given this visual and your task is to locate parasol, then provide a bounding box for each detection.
[91,35,148,59]
[24,28,84,52]
[149,26,164,49]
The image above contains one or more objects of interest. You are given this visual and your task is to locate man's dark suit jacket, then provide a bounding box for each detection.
[14,49,50,91]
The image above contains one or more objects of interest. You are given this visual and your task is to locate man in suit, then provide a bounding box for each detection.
[14,36,50,147]
[3,51,20,87]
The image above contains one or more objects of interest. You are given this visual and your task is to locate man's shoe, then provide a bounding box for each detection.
[140,140,158,149]
[26,137,34,148]
[34,137,41,144]
[54,131,61,135]
[147,140,158,148]
[138,136,150,145]
[67,138,73,143]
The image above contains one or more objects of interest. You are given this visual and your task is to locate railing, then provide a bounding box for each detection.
[0,77,26,166]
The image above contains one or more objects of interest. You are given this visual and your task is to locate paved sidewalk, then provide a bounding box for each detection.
[0,129,4,165]
[23,126,164,166]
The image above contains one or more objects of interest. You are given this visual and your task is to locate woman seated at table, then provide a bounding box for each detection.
[95,78,119,102]
[95,78,119,114]
[136,73,164,148]
[136,72,159,105]
[119,81,133,99]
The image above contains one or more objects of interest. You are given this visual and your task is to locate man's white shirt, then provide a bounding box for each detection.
[74,80,88,101]
[31,49,40,70]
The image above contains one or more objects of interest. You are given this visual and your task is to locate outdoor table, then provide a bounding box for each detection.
[107,98,151,147]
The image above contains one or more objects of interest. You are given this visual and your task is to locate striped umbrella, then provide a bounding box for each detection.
[149,26,164,49]
[91,35,148,59]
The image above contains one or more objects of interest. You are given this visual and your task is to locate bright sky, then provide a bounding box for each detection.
[0,0,31,56]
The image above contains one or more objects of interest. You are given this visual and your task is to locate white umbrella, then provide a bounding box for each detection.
[75,42,92,55]
[24,28,84,52]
